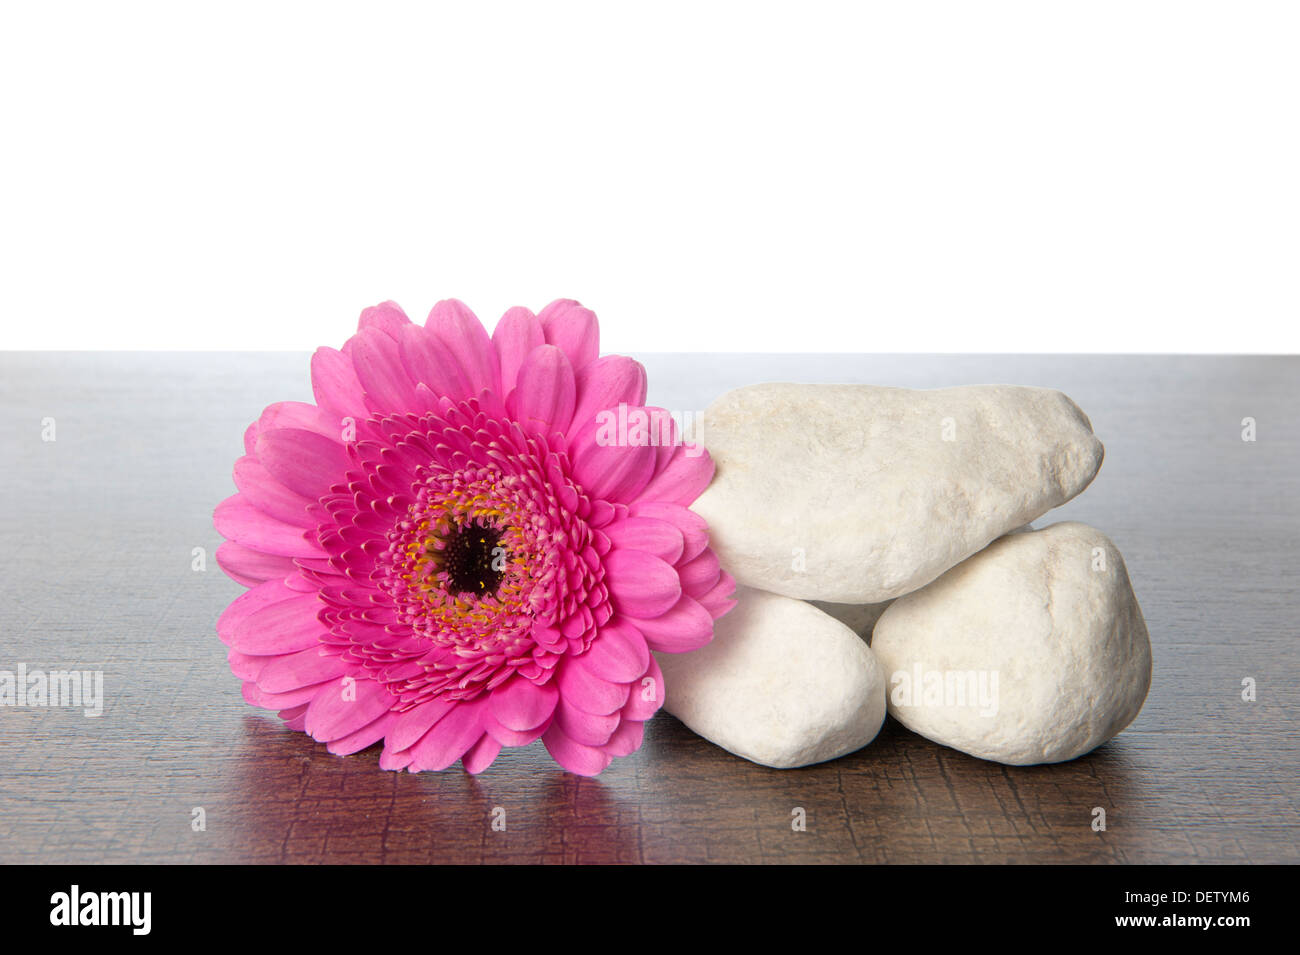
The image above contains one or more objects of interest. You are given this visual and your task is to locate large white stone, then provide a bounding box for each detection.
[656,586,887,768]
[871,522,1152,765]
[809,527,1032,642]
[692,383,1103,603]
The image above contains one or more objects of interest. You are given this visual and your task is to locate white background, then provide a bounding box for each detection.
[1,1,1296,353]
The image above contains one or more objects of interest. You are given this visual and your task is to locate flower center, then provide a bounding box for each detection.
[315,405,611,705]
[438,520,505,597]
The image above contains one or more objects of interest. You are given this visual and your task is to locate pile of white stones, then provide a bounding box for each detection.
[664,382,1152,768]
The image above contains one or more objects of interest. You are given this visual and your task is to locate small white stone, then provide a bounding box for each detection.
[692,383,1103,603]
[871,522,1152,765]
[656,586,887,768]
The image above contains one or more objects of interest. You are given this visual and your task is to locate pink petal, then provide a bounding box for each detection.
[554,698,619,747]
[311,347,368,421]
[427,299,500,397]
[279,703,310,731]
[577,619,650,683]
[215,542,297,587]
[493,306,545,394]
[462,734,503,774]
[407,699,486,772]
[242,680,322,711]
[255,428,351,501]
[409,381,449,415]
[233,456,315,527]
[621,654,664,721]
[378,744,416,771]
[304,677,394,742]
[630,593,713,653]
[490,677,559,731]
[537,299,599,373]
[557,657,632,715]
[506,344,575,437]
[397,322,472,400]
[387,698,456,752]
[542,724,612,776]
[256,401,341,442]
[283,569,327,593]
[601,718,645,758]
[570,428,657,503]
[214,494,318,557]
[482,707,550,748]
[696,569,738,618]
[629,501,710,563]
[676,548,722,597]
[605,550,681,618]
[570,356,647,432]
[257,647,349,694]
[636,444,715,507]
[217,564,264,589]
[603,516,684,565]
[231,592,326,655]
[350,326,419,411]
[227,648,267,681]
[217,579,299,645]
[326,710,397,756]
[357,300,411,338]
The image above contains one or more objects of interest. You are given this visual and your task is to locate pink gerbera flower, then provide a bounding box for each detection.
[214,299,735,775]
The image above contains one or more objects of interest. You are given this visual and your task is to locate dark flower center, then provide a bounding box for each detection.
[438,520,506,596]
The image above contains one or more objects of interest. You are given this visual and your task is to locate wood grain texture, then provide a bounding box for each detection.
[0,352,1296,864]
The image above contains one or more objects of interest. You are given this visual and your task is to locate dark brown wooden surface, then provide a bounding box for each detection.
[1,352,1296,864]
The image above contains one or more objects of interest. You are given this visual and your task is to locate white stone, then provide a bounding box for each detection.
[656,586,887,768]
[871,522,1152,765]
[692,383,1103,603]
